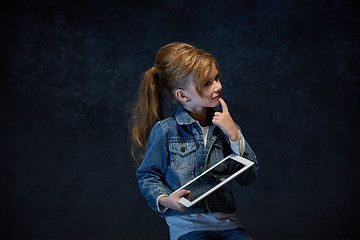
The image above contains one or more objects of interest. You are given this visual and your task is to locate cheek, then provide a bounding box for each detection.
[201,89,212,98]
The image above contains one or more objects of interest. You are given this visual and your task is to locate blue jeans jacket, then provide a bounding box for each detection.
[136,105,258,218]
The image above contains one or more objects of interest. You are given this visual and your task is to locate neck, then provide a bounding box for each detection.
[183,106,209,127]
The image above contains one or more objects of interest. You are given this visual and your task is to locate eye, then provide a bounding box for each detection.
[204,81,211,87]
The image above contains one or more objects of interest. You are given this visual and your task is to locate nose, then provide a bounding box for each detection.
[214,80,222,94]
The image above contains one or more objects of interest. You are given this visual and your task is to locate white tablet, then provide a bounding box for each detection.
[172,153,254,208]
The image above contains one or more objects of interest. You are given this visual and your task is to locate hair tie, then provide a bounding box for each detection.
[152,65,162,81]
[151,66,157,73]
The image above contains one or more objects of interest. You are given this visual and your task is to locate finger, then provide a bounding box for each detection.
[178,190,190,211]
[176,189,191,198]
[219,98,228,112]
[212,118,219,126]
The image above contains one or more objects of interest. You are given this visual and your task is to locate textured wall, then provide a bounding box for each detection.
[1,0,359,239]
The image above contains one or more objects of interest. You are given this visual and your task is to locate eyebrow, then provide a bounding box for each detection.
[208,74,218,81]
[207,71,219,81]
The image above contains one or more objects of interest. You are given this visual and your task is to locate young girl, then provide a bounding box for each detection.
[130,42,258,240]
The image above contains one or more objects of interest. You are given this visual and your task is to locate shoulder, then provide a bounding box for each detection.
[148,117,177,137]
[160,116,176,124]
[158,116,177,130]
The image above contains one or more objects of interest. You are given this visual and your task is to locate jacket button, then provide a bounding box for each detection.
[199,165,203,170]
[181,146,185,152]
[196,143,200,148]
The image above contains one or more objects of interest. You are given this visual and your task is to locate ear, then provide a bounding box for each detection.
[175,88,189,103]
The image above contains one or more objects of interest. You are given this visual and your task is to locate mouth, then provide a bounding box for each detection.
[213,94,221,100]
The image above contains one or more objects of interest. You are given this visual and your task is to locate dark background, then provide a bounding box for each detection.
[1,0,359,239]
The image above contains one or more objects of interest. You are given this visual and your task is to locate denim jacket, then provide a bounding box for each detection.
[136,105,258,218]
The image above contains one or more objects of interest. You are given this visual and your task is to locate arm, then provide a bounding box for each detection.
[136,122,170,212]
[227,126,258,185]
[212,98,258,185]
[235,137,258,186]
[136,122,189,212]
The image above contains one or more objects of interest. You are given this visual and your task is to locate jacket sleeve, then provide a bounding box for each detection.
[231,125,258,186]
[235,137,258,186]
[136,122,169,212]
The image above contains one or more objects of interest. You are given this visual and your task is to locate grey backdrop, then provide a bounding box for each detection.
[1,0,359,239]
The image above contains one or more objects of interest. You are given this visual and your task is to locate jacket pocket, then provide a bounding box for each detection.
[168,141,196,174]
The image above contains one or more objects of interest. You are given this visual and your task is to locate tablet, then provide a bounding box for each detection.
[172,153,254,208]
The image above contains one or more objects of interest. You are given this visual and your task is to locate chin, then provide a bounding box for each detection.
[211,100,221,107]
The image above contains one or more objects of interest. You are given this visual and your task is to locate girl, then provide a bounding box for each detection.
[130,42,258,240]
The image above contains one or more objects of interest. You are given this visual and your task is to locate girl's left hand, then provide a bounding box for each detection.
[212,98,239,141]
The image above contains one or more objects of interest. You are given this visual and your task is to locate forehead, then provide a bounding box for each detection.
[207,63,218,79]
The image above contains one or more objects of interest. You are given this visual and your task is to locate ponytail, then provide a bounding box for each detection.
[130,66,163,166]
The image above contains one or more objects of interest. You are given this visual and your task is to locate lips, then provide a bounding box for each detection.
[213,94,221,99]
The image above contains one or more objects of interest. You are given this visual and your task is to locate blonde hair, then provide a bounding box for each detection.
[130,42,219,166]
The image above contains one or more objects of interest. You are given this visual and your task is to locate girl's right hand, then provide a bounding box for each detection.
[158,189,190,212]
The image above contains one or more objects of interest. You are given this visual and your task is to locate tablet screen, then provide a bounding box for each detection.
[184,157,246,202]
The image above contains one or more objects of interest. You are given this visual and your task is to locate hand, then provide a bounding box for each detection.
[212,98,239,141]
[158,189,190,212]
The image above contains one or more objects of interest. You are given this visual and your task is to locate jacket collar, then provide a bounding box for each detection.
[175,105,197,125]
